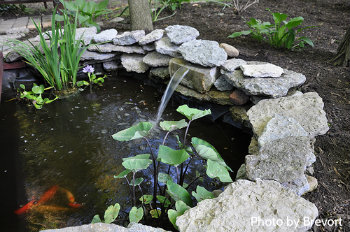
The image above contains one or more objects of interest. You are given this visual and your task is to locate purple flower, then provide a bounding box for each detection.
[83,65,94,74]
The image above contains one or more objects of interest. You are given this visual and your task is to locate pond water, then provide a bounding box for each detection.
[0,75,250,232]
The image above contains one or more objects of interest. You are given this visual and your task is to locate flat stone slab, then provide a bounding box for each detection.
[121,54,149,73]
[241,63,284,78]
[165,25,199,44]
[247,92,329,138]
[40,222,169,232]
[81,51,117,61]
[93,29,118,43]
[88,44,145,54]
[103,61,120,71]
[214,76,233,91]
[222,69,306,98]
[178,40,227,67]
[155,37,180,57]
[177,179,318,232]
[142,44,155,51]
[169,58,218,93]
[139,29,164,45]
[149,67,170,81]
[221,58,247,72]
[245,136,316,195]
[143,52,172,67]
[113,30,145,45]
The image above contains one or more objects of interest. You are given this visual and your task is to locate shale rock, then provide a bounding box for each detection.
[139,29,164,45]
[165,25,199,44]
[155,37,180,57]
[241,63,284,78]
[121,54,149,73]
[93,29,118,43]
[143,52,172,67]
[88,44,145,54]
[113,30,145,45]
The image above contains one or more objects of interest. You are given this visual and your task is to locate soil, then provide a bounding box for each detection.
[146,1,350,231]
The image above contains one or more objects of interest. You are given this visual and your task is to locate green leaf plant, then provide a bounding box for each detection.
[102,105,233,229]
[18,84,58,109]
[228,9,315,50]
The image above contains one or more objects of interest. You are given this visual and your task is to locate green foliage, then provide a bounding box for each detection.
[176,105,211,121]
[228,10,314,50]
[19,84,58,109]
[59,0,112,32]
[129,207,144,223]
[166,180,193,207]
[159,119,188,132]
[112,122,153,141]
[192,186,214,202]
[150,0,190,22]
[122,154,152,172]
[157,146,189,166]
[91,203,120,224]
[168,200,190,230]
[8,9,87,91]
[107,104,233,230]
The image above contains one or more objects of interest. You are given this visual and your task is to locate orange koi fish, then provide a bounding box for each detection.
[60,187,82,208]
[36,185,59,205]
[14,199,36,215]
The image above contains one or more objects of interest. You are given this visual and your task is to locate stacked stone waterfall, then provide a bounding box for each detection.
[9,25,329,232]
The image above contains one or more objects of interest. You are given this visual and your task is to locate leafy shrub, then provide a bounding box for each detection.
[229,10,314,50]
[59,0,112,32]
[92,105,233,229]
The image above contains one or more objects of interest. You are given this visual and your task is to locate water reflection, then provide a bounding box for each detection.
[1,76,249,231]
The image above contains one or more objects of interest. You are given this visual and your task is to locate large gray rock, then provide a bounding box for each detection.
[177,179,318,232]
[155,37,180,57]
[214,76,233,91]
[149,67,170,81]
[247,92,329,138]
[121,54,149,73]
[245,136,316,195]
[222,69,306,98]
[143,52,172,67]
[221,58,247,72]
[40,222,169,232]
[113,30,145,45]
[81,51,117,61]
[165,25,199,44]
[258,114,309,147]
[76,27,97,45]
[88,44,145,54]
[139,29,164,45]
[169,58,218,93]
[178,40,227,67]
[241,63,284,78]
[93,29,118,43]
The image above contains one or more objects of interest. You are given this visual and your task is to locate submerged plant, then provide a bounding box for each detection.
[229,9,314,50]
[18,84,58,109]
[92,105,233,229]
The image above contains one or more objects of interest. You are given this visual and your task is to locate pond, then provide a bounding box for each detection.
[0,75,250,232]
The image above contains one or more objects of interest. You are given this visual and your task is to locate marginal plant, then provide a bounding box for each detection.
[7,8,87,91]
[18,84,58,109]
[229,9,314,50]
[92,105,233,229]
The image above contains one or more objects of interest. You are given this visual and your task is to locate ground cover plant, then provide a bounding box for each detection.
[92,105,232,230]
[18,84,58,109]
[229,10,314,49]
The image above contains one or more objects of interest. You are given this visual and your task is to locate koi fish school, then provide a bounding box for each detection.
[14,185,82,215]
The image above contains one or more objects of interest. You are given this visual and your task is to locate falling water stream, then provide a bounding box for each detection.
[156,67,189,123]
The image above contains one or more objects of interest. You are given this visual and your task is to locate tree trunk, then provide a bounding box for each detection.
[128,0,153,32]
[331,26,350,67]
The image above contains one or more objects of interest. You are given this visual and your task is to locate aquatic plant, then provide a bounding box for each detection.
[18,84,58,109]
[77,65,107,88]
[229,10,314,50]
[8,8,87,91]
[92,105,232,229]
